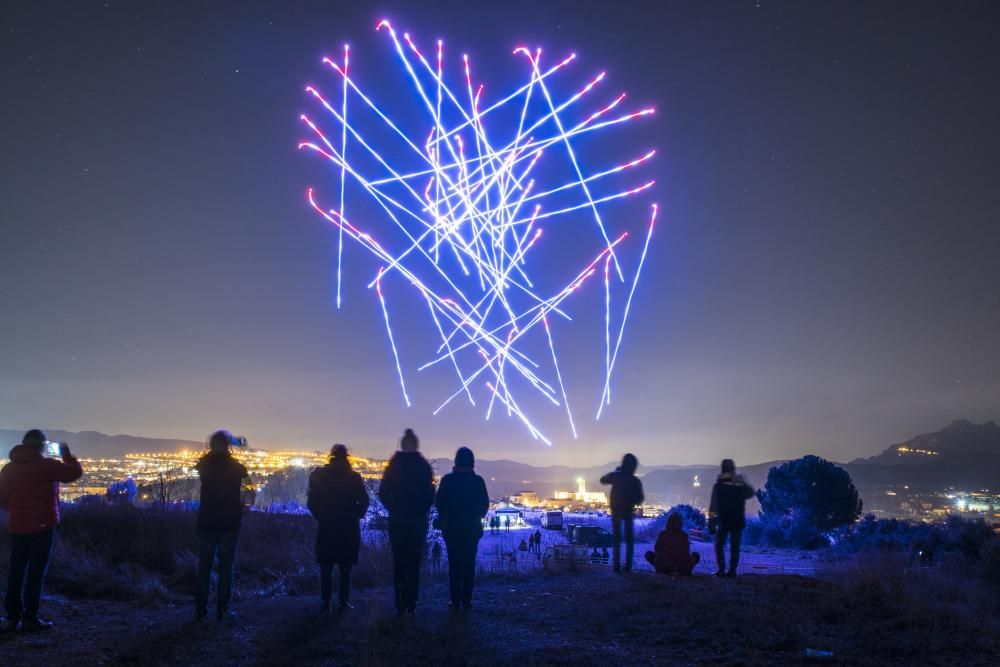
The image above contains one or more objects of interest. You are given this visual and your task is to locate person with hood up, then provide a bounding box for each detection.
[434,446,489,610]
[0,429,83,633]
[645,512,701,575]
[194,430,250,621]
[307,444,369,611]
[600,453,644,572]
[378,428,435,614]
[708,459,755,577]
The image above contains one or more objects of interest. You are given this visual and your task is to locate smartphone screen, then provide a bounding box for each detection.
[44,441,62,457]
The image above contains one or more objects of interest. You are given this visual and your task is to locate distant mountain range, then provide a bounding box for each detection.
[0,429,205,459]
[845,419,1000,491]
[3,419,998,502]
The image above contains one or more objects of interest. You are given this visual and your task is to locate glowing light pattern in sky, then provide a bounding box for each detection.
[300,20,656,444]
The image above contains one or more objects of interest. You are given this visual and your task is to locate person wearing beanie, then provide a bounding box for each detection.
[194,430,250,621]
[378,428,435,614]
[434,447,489,610]
[307,444,370,611]
[0,429,83,633]
[599,453,644,572]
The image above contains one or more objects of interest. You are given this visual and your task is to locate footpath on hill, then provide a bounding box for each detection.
[2,566,998,666]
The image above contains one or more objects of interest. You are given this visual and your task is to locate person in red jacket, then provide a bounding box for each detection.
[644,512,701,575]
[0,429,83,632]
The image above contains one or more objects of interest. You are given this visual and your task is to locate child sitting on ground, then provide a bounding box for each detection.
[644,512,701,575]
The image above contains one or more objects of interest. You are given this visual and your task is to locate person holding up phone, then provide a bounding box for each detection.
[0,429,83,633]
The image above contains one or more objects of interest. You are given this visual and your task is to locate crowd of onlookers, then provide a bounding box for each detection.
[0,427,755,631]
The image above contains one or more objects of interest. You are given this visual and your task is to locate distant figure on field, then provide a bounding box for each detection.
[708,459,754,577]
[194,430,250,621]
[0,429,83,633]
[504,515,511,532]
[307,444,369,611]
[600,453,644,572]
[379,428,435,615]
[645,512,701,575]
[435,447,489,610]
[431,541,442,572]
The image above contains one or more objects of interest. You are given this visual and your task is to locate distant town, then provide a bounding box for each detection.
[2,443,996,525]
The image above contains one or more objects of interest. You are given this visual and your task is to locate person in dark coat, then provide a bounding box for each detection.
[0,429,83,633]
[435,447,489,610]
[307,444,369,611]
[708,459,755,577]
[600,453,644,572]
[645,512,701,575]
[378,428,435,614]
[194,430,250,621]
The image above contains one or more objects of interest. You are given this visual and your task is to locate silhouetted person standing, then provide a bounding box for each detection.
[709,459,754,577]
[435,447,489,610]
[645,512,701,575]
[379,428,434,615]
[0,430,83,633]
[194,430,250,621]
[600,453,644,572]
[307,444,369,611]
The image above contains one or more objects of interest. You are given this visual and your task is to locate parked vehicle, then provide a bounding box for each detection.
[570,525,615,547]
[541,510,564,530]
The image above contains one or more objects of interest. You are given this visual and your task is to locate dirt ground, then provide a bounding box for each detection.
[2,565,997,666]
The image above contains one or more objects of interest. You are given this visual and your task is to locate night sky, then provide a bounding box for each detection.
[2,1,998,466]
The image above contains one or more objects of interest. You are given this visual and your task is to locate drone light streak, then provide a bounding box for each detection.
[301,21,657,444]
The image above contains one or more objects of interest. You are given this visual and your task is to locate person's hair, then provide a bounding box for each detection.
[330,443,349,461]
[209,430,232,453]
[621,452,638,475]
[454,446,475,468]
[666,512,683,531]
[720,458,736,474]
[22,429,46,450]
[400,428,419,452]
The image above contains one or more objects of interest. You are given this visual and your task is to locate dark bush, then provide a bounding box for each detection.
[756,455,863,548]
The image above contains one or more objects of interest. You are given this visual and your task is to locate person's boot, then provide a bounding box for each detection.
[195,606,207,622]
[339,599,354,610]
[20,616,53,632]
[319,599,331,614]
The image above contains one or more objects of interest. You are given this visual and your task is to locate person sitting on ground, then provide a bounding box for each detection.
[0,430,83,633]
[435,446,489,611]
[307,444,369,612]
[600,453,645,572]
[645,512,701,575]
[519,538,528,552]
[708,458,755,577]
[194,430,250,621]
[379,428,435,615]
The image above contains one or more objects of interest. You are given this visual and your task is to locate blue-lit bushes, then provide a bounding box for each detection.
[835,514,996,563]
[636,504,707,542]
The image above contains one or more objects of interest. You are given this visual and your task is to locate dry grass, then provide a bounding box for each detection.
[1,506,998,665]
